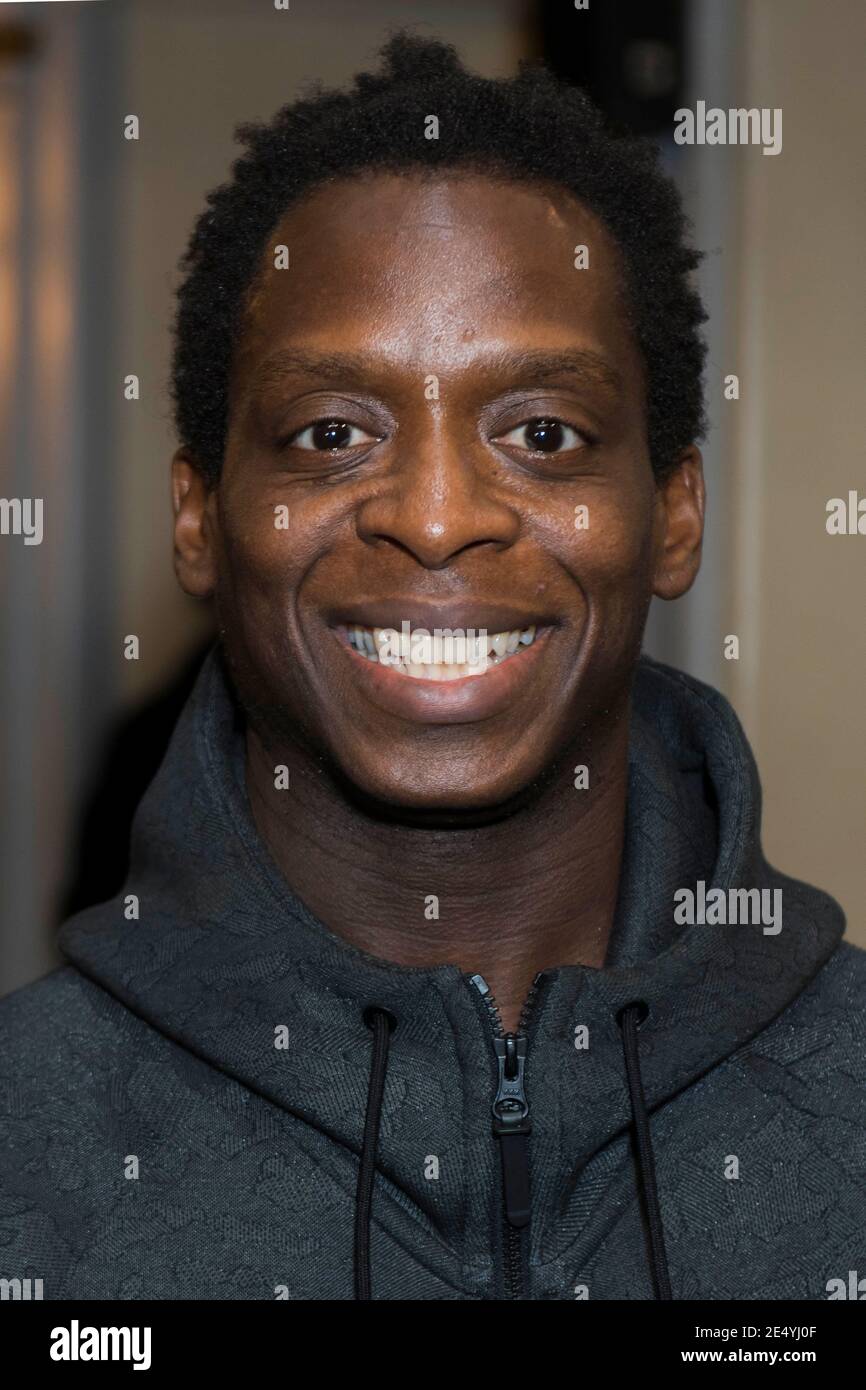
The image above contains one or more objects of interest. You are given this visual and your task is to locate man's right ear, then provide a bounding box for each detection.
[171,449,219,598]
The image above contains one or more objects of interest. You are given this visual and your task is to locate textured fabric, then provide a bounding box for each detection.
[1,648,864,1300]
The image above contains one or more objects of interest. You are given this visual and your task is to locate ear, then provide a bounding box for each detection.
[651,446,705,600]
[171,449,219,598]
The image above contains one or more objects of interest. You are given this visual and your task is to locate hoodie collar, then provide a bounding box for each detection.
[59,647,845,1247]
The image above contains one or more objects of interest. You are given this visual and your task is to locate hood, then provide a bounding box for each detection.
[58,646,845,1274]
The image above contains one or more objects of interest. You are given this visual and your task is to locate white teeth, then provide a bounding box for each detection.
[344,623,540,678]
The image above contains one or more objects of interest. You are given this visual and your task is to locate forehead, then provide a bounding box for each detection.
[233,170,639,387]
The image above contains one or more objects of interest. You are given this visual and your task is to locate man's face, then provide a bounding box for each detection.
[173,171,703,812]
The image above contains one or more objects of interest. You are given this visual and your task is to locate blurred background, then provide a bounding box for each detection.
[0,0,863,994]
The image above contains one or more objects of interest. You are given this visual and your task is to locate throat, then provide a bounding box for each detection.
[495,997,533,1037]
[242,711,629,991]
[475,927,610,1037]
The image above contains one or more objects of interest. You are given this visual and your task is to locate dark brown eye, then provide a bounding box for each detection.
[291,419,374,451]
[498,417,584,453]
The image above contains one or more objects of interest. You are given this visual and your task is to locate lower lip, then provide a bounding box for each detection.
[331,627,554,724]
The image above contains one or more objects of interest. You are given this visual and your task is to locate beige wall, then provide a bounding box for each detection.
[728,0,866,942]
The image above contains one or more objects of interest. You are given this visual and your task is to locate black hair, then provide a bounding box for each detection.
[170,31,707,484]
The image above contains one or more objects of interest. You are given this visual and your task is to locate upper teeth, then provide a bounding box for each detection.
[344,624,537,680]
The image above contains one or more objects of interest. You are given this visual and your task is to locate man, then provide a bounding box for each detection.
[1,34,863,1302]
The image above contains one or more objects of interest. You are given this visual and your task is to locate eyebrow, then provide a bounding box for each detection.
[248,346,623,399]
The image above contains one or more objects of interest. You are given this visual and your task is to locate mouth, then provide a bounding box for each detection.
[339,621,539,681]
[327,614,556,726]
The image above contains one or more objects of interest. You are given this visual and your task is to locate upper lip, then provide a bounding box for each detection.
[328,601,553,634]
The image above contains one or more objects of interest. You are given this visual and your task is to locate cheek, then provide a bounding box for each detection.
[543,488,657,603]
[213,500,305,675]
[217,475,326,605]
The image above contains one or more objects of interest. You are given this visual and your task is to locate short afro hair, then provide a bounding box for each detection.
[170,31,707,485]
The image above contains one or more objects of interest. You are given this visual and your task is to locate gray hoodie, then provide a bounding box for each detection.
[0,649,863,1300]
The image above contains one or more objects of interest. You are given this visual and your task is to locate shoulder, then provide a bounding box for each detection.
[0,964,142,1067]
[0,964,159,1167]
[0,970,121,1286]
[803,937,866,1012]
[0,965,196,1131]
[0,967,182,1290]
[736,940,866,1098]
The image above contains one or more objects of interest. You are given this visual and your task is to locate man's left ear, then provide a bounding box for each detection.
[652,445,705,600]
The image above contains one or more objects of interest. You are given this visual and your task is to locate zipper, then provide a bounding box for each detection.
[468,969,549,1300]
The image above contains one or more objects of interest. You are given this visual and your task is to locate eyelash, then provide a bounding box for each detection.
[284,415,595,455]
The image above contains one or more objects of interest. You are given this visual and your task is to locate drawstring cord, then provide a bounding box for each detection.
[354,1000,672,1301]
[354,1005,395,1301]
[618,1001,673,1300]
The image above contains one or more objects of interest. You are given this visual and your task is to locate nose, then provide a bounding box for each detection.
[355,419,520,569]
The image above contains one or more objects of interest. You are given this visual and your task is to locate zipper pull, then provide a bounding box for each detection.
[469,974,535,1232]
[493,1033,531,1228]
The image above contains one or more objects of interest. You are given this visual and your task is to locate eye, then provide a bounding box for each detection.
[496,417,586,453]
[288,419,378,452]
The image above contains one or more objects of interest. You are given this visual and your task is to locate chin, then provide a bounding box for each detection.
[328,752,551,825]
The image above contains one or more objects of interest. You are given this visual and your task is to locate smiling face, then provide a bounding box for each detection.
[173,170,704,812]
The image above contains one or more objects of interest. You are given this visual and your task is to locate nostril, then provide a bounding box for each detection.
[362,1005,398,1033]
[616,999,650,1029]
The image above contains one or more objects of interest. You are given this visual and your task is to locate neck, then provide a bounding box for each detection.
[244,713,630,1034]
